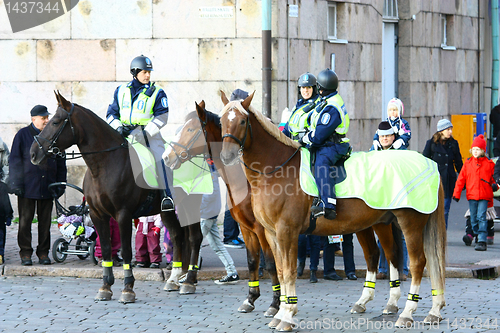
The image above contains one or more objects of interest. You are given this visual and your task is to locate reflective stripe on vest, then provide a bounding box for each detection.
[287,97,320,140]
[117,84,160,125]
[310,94,349,135]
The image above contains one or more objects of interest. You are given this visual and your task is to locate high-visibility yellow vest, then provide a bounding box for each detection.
[309,93,349,136]
[287,96,320,140]
[117,83,160,125]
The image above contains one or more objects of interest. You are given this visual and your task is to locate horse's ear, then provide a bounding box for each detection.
[220,90,229,106]
[56,91,71,110]
[54,90,62,106]
[195,101,206,121]
[241,91,255,110]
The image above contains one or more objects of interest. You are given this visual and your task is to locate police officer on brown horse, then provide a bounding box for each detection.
[106,55,174,211]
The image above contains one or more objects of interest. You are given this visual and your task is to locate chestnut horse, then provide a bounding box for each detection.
[165,100,408,319]
[164,101,280,317]
[218,93,446,331]
[30,92,203,301]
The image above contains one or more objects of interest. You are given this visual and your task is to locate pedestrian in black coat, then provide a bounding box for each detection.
[423,119,463,228]
[8,105,67,266]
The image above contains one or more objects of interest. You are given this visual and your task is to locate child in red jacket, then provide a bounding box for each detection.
[453,135,498,251]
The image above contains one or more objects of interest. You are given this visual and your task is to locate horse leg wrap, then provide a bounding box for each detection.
[102,265,114,286]
[123,265,134,286]
[408,293,422,302]
[390,280,401,288]
[286,296,298,304]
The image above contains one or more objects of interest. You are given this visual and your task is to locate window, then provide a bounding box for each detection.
[383,0,398,22]
[441,15,456,50]
[328,2,347,44]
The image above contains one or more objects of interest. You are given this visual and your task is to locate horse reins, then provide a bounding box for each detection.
[221,109,301,175]
[34,103,127,160]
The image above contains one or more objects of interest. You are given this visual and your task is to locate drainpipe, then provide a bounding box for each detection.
[491,0,499,154]
[262,0,272,118]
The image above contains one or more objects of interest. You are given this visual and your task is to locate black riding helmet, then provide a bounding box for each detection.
[130,55,153,77]
[297,72,318,99]
[317,69,338,96]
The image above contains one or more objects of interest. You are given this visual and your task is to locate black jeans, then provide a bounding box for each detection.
[17,197,53,258]
[323,234,356,275]
[223,209,240,243]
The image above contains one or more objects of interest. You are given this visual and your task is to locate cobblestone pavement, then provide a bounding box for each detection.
[1,275,499,332]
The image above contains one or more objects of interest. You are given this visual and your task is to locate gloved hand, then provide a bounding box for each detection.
[133,130,147,145]
[453,197,459,202]
[117,125,134,138]
[372,140,381,150]
[54,186,65,199]
[152,226,161,236]
[12,188,24,197]
[392,139,405,149]
[298,137,307,148]
[116,126,125,137]
[6,217,12,226]
[492,183,499,192]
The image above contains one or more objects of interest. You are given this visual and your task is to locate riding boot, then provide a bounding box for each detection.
[310,205,336,220]
[161,190,175,212]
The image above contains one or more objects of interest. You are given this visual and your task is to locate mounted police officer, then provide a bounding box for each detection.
[299,69,350,220]
[282,72,320,141]
[106,55,174,211]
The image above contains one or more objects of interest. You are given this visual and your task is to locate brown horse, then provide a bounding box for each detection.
[165,100,408,319]
[30,92,203,301]
[218,92,446,331]
[164,101,280,317]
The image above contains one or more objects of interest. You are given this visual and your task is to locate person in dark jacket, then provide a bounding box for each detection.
[9,105,67,266]
[0,136,13,265]
[423,119,463,228]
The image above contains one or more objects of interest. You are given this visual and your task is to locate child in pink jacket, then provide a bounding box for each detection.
[453,135,498,251]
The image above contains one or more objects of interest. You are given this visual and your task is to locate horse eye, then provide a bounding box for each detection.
[240,119,245,126]
[187,128,194,132]
[52,122,59,126]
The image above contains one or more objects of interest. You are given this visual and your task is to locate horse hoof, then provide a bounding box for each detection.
[424,314,442,324]
[94,289,112,301]
[264,306,279,318]
[350,303,366,313]
[268,318,281,328]
[382,304,399,315]
[118,291,136,304]
[238,299,255,313]
[179,283,196,295]
[395,316,414,328]
[276,321,294,332]
[163,281,180,292]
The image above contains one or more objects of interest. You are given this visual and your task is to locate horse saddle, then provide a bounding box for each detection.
[300,149,440,214]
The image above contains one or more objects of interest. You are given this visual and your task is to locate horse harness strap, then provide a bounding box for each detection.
[222,111,253,151]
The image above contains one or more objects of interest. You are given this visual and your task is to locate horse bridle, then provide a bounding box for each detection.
[34,104,76,158]
[221,108,253,154]
[34,103,127,159]
[220,108,300,175]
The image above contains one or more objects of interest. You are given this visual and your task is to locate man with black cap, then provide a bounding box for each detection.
[106,55,174,212]
[9,105,67,266]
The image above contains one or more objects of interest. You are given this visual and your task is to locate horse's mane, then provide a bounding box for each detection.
[220,101,300,148]
[186,109,221,129]
[69,103,123,139]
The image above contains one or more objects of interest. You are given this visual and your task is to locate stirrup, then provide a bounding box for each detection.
[161,196,175,212]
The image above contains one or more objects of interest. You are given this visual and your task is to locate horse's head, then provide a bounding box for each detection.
[163,101,208,170]
[219,90,254,166]
[30,91,78,165]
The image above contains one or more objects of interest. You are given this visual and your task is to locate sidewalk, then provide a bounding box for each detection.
[1,197,499,280]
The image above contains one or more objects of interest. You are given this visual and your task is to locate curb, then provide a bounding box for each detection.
[0,264,487,281]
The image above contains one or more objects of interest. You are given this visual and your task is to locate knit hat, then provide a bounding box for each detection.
[437,119,453,132]
[387,98,404,117]
[376,121,395,136]
[230,89,249,101]
[471,134,486,151]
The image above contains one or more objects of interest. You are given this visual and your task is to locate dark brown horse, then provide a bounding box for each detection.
[164,100,407,319]
[218,93,446,331]
[30,92,203,302]
[164,101,280,317]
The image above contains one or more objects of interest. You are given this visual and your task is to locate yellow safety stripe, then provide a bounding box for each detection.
[364,281,376,289]
[286,296,298,304]
[172,261,182,268]
[248,281,259,287]
[408,293,422,302]
[431,289,444,296]
[188,265,199,271]
[102,261,113,267]
[279,295,286,302]
[272,284,281,291]
[123,264,130,270]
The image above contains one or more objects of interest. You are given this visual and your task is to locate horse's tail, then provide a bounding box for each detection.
[423,182,446,294]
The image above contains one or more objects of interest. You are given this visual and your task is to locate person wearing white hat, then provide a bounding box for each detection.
[373,98,411,150]
[423,119,463,228]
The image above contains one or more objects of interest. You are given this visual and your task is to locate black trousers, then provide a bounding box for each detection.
[17,197,53,258]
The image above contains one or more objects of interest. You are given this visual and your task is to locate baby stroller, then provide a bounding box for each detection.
[49,182,98,265]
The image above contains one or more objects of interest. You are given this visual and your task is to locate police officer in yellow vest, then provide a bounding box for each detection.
[106,55,174,211]
[282,72,321,140]
[299,69,350,220]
